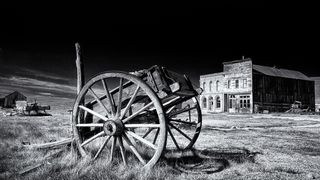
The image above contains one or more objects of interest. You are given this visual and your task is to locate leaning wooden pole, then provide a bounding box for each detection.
[76,42,85,93]
[72,42,85,159]
[73,42,85,134]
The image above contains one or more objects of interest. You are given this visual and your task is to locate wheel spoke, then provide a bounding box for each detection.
[149,96,180,112]
[116,78,124,118]
[168,122,192,141]
[125,124,160,128]
[168,119,197,126]
[163,96,180,106]
[88,88,112,118]
[153,128,159,144]
[120,86,140,119]
[166,105,176,114]
[118,136,127,166]
[122,133,146,165]
[76,123,104,127]
[122,102,154,123]
[167,126,180,150]
[93,135,111,160]
[108,136,117,163]
[169,106,197,118]
[142,128,155,138]
[81,131,105,147]
[101,79,116,116]
[126,130,157,150]
[74,73,170,168]
[79,105,108,121]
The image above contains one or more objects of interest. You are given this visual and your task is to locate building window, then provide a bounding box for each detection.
[209,81,213,92]
[216,81,220,91]
[208,96,213,110]
[235,80,239,88]
[227,80,231,89]
[239,95,250,108]
[243,79,247,88]
[216,96,221,108]
[203,82,206,92]
[202,97,207,108]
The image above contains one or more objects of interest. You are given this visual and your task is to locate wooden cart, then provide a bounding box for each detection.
[72,65,202,169]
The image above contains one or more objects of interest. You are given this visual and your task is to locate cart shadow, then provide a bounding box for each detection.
[22,112,52,116]
[163,147,261,174]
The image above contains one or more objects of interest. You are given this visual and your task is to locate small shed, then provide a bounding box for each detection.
[0,91,27,108]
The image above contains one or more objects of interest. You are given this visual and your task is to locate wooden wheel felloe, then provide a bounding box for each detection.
[165,97,202,150]
[72,72,167,169]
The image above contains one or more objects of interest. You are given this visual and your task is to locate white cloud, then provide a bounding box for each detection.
[0,75,76,96]
[19,67,69,81]
[38,92,55,96]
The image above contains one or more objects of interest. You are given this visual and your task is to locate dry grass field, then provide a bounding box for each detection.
[1,97,320,180]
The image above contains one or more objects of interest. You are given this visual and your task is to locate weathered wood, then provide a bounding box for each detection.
[124,124,160,128]
[25,138,73,149]
[253,71,315,112]
[126,130,157,150]
[19,163,43,175]
[75,42,84,94]
[74,42,85,133]
[18,148,65,175]
[75,43,93,138]
[79,105,108,121]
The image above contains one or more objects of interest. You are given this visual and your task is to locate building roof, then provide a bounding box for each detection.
[0,91,27,99]
[253,64,312,81]
[310,77,320,81]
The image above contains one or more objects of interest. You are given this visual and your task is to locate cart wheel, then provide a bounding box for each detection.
[165,97,202,150]
[72,72,167,169]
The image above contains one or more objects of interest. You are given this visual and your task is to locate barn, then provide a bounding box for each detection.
[310,77,320,112]
[200,58,315,113]
[0,91,27,108]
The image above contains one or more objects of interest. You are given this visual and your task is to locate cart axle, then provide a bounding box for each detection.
[103,120,124,136]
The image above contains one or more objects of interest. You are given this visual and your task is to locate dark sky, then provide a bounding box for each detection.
[0,4,319,98]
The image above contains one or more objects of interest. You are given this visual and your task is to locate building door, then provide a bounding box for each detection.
[228,95,236,113]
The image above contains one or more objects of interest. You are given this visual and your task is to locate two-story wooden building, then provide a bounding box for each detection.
[310,77,320,112]
[200,58,315,113]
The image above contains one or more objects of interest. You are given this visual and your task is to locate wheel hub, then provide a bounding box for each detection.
[103,120,124,136]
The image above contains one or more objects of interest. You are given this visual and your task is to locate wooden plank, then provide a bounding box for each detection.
[18,148,65,175]
[18,163,43,175]
[25,138,73,149]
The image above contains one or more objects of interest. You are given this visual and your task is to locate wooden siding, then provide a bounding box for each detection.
[253,71,315,112]
[3,91,27,108]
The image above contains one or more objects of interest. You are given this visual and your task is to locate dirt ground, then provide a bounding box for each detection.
[1,100,320,179]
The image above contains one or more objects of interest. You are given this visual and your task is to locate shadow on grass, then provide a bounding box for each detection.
[163,147,261,174]
[22,112,52,116]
